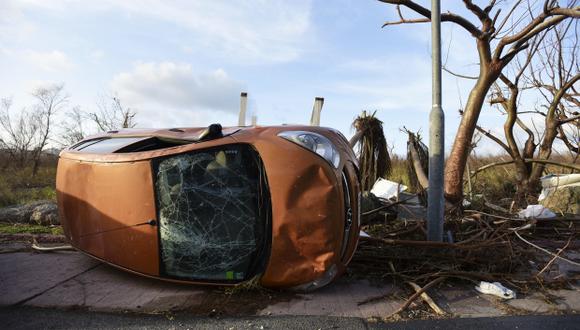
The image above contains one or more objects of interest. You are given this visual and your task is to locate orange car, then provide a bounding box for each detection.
[57,124,361,290]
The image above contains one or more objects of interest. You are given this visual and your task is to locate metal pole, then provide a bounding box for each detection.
[310,97,324,126]
[427,0,445,241]
[238,92,248,126]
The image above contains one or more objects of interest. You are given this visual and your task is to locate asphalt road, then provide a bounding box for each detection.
[1,307,579,330]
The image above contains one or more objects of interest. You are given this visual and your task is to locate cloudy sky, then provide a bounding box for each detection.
[0,0,528,154]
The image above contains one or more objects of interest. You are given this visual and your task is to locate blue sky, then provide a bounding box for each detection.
[1,0,516,154]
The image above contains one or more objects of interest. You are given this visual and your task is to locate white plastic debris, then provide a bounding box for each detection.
[475,281,516,299]
[370,178,407,200]
[538,174,580,201]
[518,204,556,219]
[359,230,370,238]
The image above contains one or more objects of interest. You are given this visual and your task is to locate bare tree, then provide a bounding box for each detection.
[378,0,580,204]
[474,19,579,204]
[59,106,86,147]
[89,94,137,132]
[0,98,41,168]
[30,83,68,176]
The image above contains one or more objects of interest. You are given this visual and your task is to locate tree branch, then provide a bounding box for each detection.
[472,159,580,177]
[475,125,511,154]
[378,0,482,37]
[442,66,478,79]
[559,114,580,126]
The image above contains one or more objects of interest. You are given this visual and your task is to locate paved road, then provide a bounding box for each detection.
[2,307,580,330]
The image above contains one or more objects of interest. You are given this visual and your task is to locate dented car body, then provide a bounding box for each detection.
[57,125,361,290]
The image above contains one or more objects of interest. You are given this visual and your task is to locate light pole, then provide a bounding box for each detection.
[427,0,445,241]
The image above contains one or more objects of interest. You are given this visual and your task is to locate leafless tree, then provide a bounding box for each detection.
[59,106,86,147]
[0,98,40,168]
[30,83,68,176]
[474,18,579,204]
[89,94,137,132]
[378,0,580,204]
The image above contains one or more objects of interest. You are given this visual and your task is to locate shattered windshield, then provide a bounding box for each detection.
[154,144,269,282]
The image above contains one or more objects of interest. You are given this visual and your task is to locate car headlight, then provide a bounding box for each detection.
[278,131,341,168]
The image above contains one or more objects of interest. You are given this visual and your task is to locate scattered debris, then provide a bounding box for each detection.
[539,174,580,215]
[351,201,579,293]
[518,205,556,219]
[370,178,407,200]
[475,281,516,299]
[538,174,580,201]
[406,281,446,315]
[31,238,73,251]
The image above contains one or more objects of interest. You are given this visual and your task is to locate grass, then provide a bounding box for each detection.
[0,222,63,235]
[0,159,57,208]
[385,153,577,205]
[387,155,414,191]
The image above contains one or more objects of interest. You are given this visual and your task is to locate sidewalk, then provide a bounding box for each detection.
[1,247,579,319]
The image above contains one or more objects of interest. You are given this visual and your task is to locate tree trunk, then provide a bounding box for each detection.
[444,73,497,203]
[513,161,538,206]
[444,38,501,204]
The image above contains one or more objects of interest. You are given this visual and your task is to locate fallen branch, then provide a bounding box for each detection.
[406,281,446,315]
[361,236,508,250]
[31,238,74,251]
[513,231,580,267]
[536,236,575,278]
[362,194,418,217]
[472,159,580,177]
[387,276,447,318]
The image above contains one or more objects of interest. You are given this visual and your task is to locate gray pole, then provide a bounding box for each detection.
[427,0,445,241]
[238,92,248,126]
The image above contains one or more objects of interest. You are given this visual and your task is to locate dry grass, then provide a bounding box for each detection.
[466,153,578,205]
[385,153,577,203]
[0,157,57,208]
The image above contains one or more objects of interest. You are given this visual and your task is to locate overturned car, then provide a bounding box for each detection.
[57,125,360,290]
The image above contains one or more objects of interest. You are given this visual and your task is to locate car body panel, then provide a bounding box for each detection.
[57,158,159,275]
[57,125,360,289]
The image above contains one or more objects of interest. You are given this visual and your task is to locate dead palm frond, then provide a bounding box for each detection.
[352,111,391,191]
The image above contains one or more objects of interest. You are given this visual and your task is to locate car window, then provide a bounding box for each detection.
[74,137,147,153]
[154,144,269,282]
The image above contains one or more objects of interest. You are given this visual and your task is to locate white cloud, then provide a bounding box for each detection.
[110,62,245,122]
[23,50,74,72]
[118,0,313,62]
[8,0,313,63]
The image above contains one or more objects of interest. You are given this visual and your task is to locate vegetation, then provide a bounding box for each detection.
[378,0,580,204]
[0,159,57,208]
[0,222,63,235]
[0,86,136,208]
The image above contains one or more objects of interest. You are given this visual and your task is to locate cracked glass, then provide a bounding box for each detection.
[155,144,267,281]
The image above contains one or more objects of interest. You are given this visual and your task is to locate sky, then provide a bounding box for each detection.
[0,0,560,155]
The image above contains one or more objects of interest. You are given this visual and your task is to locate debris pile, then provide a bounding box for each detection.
[352,195,580,292]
